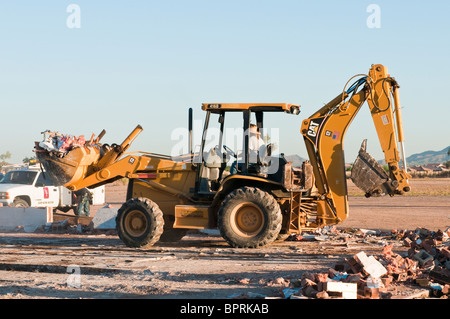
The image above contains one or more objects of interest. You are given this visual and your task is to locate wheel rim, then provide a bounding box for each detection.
[124,209,148,237]
[14,201,28,208]
[230,202,264,237]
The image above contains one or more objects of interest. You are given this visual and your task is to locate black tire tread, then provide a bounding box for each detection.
[116,197,164,249]
[218,186,281,248]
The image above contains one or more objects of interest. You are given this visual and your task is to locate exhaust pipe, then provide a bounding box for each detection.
[188,108,193,155]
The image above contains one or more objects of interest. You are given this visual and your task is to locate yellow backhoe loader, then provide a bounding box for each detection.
[35,64,410,248]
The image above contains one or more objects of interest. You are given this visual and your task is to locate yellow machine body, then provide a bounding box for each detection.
[36,64,410,248]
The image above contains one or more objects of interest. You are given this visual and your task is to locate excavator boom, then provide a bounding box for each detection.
[301,64,410,226]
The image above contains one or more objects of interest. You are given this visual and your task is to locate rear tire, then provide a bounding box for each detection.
[116,197,164,249]
[218,187,281,248]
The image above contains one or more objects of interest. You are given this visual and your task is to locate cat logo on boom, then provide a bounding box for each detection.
[305,117,327,145]
[307,120,320,137]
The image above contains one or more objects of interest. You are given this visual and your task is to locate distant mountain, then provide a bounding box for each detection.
[285,146,450,167]
[284,154,307,167]
[406,146,449,165]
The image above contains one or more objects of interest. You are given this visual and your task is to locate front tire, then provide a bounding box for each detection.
[13,198,29,207]
[218,187,281,248]
[116,197,164,249]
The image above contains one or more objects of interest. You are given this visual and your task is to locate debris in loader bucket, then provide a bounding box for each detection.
[37,131,87,155]
[34,126,141,187]
[351,139,392,197]
[34,129,106,186]
[37,129,105,157]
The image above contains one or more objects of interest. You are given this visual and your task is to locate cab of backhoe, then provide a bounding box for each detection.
[192,103,301,196]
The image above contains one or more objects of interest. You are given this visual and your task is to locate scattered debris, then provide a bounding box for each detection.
[277,226,450,299]
[12,212,450,299]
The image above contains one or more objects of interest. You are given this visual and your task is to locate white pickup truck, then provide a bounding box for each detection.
[0,167,105,211]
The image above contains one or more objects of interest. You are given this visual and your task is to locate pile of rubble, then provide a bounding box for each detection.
[36,129,105,158]
[280,227,450,299]
[38,131,87,154]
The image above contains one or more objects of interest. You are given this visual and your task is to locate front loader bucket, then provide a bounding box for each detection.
[35,125,142,187]
[35,144,101,187]
[350,140,390,197]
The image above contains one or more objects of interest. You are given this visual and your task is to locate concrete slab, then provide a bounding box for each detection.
[0,207,52,232]
[91,207,118,229]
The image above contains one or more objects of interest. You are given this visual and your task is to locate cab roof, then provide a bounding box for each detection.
[201,103,301,114]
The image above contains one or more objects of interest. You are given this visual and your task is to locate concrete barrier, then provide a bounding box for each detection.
[92,207,118,229]
[0,207,53,232]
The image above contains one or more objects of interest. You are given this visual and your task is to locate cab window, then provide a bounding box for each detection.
[35,173,54,187]
[0,171,37,185]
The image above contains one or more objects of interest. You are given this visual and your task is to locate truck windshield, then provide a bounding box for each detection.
[0,171,38,185]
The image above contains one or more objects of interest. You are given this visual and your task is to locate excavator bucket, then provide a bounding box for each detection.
[350,140,390,197]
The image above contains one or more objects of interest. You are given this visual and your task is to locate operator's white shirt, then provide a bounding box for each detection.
[249,134,265,163]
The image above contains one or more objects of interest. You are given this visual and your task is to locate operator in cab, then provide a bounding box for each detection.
[230,124,266,174]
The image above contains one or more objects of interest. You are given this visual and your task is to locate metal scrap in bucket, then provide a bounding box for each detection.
[34,129,106,186]
[38,130,87,156]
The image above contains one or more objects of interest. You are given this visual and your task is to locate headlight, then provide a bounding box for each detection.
[0,192,9,200]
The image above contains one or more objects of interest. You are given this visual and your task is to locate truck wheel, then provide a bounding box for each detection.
[218,187,281,248]
[13,198,29,207]
[116,198,164,249]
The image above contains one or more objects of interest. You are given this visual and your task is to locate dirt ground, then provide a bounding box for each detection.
[0,178,448,301]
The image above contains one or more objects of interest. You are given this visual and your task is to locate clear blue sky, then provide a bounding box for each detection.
[0,1,449,164]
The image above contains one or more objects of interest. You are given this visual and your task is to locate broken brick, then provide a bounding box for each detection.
[382,244,395,256]
[422,238,437,253]
[415,278,429,288]
[346,256,363,274]
[344,273,363,283]
[403,237,412,247]
[314,273,328,283]
[381,275,393,288]
[302,285,318,298]
[429,269,450,285]
[443,284,449,295]
[301,272,316,282]
[440,247,450,259]
[316,290,329,299]
[327,268,340,279]
[364,287,380,299]
[301,278,315,286]
[435,230,444,242]
[394,272,409,282]
[278,226,449,300]
[416,228,431,237]
[413,250,434,268]
[267,277,288,287]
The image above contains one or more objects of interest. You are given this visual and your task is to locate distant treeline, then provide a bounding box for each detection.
[409,171,450,178]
